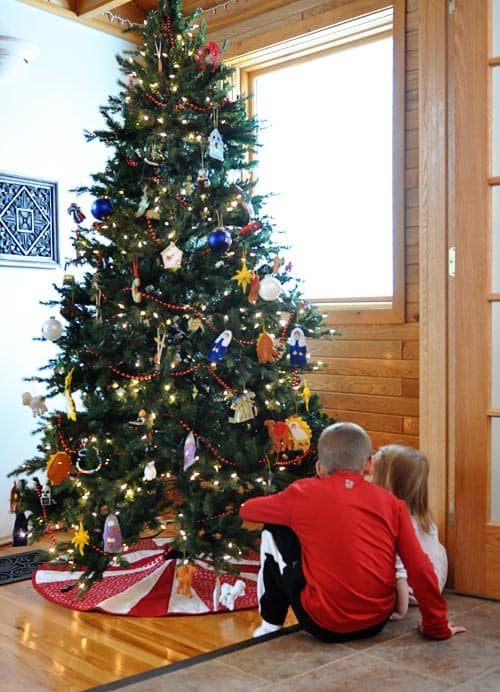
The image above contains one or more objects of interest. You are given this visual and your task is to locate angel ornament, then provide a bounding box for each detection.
[207,329,232,361]
[288,326,308,366]
[228,391,257,423]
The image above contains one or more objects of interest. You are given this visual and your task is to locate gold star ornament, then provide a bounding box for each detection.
[72,521,90,556]
[231,256,254,293]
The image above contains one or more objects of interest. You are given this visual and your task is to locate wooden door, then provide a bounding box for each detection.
[452,0,500,598]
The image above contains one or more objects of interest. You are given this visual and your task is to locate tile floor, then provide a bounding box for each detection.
[107,591,500,691]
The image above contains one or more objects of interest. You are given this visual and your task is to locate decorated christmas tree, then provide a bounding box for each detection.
[10,0,334,590]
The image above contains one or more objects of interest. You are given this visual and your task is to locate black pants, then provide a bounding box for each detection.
[258,524,388,643]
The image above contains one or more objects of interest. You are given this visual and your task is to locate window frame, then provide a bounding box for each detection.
[228,1,406,324]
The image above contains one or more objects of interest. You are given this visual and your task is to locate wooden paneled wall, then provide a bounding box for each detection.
[222,0,420,451]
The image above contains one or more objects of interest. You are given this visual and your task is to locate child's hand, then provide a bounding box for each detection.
[389,612,405,621]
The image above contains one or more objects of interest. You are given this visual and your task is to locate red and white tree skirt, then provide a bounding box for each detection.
[32,538,259,617]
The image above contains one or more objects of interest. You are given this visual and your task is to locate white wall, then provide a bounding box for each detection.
[0,0,131,541]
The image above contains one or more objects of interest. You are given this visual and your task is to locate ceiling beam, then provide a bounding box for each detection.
[75,1,131,20]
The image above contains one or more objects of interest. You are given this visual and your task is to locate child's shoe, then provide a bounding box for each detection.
[253,620,282,637]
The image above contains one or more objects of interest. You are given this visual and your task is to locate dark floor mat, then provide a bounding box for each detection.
[0,550,49,585]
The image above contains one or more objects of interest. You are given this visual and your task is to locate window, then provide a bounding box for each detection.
[230,2,405,323]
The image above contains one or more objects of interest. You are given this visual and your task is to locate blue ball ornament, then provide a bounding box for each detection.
[208,227,232,252]
[91,198,113,221]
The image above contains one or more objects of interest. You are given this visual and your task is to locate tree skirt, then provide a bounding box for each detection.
[32,538,259,616]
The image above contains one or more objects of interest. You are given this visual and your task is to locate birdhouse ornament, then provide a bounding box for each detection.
[161,241,183,270]
[209,128,224,161]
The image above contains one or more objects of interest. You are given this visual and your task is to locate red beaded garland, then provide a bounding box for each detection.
[144,217,162,245]
[145,92,166,107]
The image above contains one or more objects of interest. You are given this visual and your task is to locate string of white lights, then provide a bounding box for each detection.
[103,0,241,27]
[103,10,141,28]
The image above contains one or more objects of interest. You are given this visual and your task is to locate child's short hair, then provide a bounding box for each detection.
[318,422,372,474]
[373,444,431,532]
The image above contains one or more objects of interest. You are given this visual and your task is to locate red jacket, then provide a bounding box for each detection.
[240,470,451,639]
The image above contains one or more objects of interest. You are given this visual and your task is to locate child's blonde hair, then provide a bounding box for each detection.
[372,444,432,533]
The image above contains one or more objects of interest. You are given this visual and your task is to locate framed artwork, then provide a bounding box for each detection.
[0,172,59,268]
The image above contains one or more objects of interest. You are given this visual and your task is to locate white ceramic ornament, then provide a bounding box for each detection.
[161,242,183,270]
[258,276,281,301]
[143,460,157,481]
[42,316,63,341]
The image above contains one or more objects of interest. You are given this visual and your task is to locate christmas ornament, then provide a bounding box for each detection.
[41,485,53,506]
[228,391,257,423]
[195,41,220,72]
[67,202,86,224]
[208,128,224,161]
[64,369,77,421]
[103,513,123,553]
[286,414,312,452]
[72,521,90,556]
[301,379,311,411]
[154,38,163,72]
[12,511,28,547]
[207,329,232,361]
[208,227,232,252]
[288,326,308,366]
[131,258,142,304]
[183,432,197,471]
[264,419,293,453]
[238,220,261,236]
[153,324,167,370]
[188,316,204,332]
[47,451,75,485]
[143,460,157,481]
[21,391,47,417]
[76,441,103,474]
[232,184,255,219]
[231,256,254,293]
[42,316,63,341]
[196,167,210,188]
[129,409,147,426]
[63,273,74,285]
[91,197,113,221]
[135,187,150,217]
[9,481,19,513]
[248,275,260,304]
[256,332,277,364]
[176,563,197,597]
[218,579,246,611]
[258,276,281,301]
[161,241,183,269]
[93,270,102,323]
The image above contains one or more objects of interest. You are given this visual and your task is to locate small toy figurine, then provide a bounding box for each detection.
[176,563,197,598]
[219,579,246,611]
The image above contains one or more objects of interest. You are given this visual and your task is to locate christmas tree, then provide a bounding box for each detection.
[10,0,334,590]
